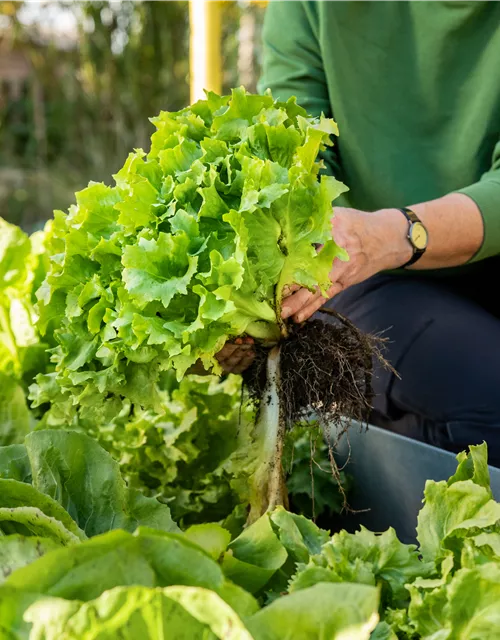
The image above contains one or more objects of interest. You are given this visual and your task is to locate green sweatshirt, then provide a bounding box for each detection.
[258,1,500,269]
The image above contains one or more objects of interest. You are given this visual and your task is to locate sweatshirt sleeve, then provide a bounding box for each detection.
[457,139,500,262]
[257,1,341,178]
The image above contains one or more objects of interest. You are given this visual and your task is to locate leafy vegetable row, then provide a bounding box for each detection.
[1,428,499,638]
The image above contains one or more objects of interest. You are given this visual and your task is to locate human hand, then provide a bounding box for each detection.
[215,336,255,374]
[281,207,412,323]
[186,337,255,376]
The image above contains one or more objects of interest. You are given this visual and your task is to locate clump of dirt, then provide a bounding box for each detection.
[244,308,390,437]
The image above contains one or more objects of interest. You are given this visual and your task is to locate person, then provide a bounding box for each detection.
[218,1,500,467]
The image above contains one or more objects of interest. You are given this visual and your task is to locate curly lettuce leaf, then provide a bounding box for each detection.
[290,526,431,611]
[0,219,51,388]
[407,563,500,639]
[34,372,258,528]
[33,88,347,422]
[417,443,500,567]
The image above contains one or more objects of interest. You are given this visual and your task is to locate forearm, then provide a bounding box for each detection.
[382,192,484,270]
[283,190,490,323]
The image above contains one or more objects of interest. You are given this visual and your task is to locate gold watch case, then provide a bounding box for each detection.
[408,221,428,250]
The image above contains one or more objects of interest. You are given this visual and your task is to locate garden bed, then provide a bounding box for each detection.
[334,421,500,543]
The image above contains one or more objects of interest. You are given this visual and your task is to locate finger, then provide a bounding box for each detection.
[224,347,255,371]
[282,283,301,298]
[281,287,318,319]
[227,346,255,364]
[231,352,255,374]
[293,283,344,323]
[215,343,239,361]
[225,354,245,369]
[217,345,253,365]
[216,343,250,363]
[329,256,349,280]
[283,287,324,319]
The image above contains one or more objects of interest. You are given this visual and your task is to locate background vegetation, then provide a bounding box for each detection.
[0,0,265,232]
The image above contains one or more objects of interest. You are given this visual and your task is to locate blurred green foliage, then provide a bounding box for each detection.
[0,1,265,231]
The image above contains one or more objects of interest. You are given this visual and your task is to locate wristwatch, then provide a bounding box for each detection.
[397,207,428,267]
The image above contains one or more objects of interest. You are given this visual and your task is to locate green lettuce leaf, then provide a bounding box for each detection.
[222,512,289,594]
[0,535,62,584]
[0,586,41,640]
[417,443,500,567]
[221,506,329,596]
[247,582,379,640]
[290,526,431,610]
[0,375,33,446]
[0,218,52,446]
[369,621,399,640]
[24,429,179,536]
[24,585,254,640]
[0,444,30,481]
[408,563,500,639]
[5,528,257,619]
[34,370,254,526]
[0,478,86,542]
[184,523,231,560]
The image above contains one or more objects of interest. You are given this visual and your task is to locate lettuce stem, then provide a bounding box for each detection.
[247,345,288,524]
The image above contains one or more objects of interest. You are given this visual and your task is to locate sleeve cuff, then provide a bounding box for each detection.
[456,177,500,262]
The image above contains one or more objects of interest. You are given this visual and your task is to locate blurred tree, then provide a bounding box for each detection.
[0,1,190,230]
[0,1,265,231]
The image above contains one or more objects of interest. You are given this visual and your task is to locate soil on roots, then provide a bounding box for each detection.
[283,314,383,433]
[243,309,392,443]
[242,310,391,514]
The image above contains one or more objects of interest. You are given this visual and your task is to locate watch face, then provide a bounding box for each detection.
[409,221,428,250]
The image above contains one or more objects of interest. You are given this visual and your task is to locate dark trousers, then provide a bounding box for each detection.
[324,266,500,468]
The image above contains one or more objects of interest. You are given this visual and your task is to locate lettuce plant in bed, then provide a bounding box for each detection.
[31,87,383,523]
[0,219,53,446]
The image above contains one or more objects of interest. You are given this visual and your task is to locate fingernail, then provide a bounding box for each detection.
[281,306,291,318]
[295,314,303,323]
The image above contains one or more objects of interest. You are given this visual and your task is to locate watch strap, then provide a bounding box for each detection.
[397,207,426,268]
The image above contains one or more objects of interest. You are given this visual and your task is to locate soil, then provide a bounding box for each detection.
[244,309,390,436]
[242,309,393,512]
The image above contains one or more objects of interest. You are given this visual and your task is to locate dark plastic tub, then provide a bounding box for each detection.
[331,422,500,544]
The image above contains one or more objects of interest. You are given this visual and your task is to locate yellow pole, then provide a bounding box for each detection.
[189,0,222,103]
